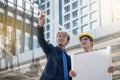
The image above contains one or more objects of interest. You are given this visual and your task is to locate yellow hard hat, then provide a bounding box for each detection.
[78,32,94,42]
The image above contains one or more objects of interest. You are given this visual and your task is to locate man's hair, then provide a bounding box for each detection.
[57,31,70,41]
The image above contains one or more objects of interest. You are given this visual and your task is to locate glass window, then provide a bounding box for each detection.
[17,0,22,7]
[91,21,99,29]
[64,22,70,30]
[33,22,37,28]
[33,35,38,48]
[17,6,23,12]
[17,15,22,21]
[47,9,50,15]
[17,0,23,11]
[64,0,70,4]
[82,25,90,32]
[7,26,12,40]
[43,27,45,31]
[64,5,70,13]
[41,0,45,3]
[73,19,78,27]
[8,0,14,7]
[16,29,21,54]
[90,2,97,11]
[90,12,97,20]
[7,26,12,35]
[0,8,4,13]
[34,3,38,14]
[25,2,31,11]
[47,19,50,23]
[64,14,70,22]
[46,25,50,31]
[72,10,78,18]
[47,2,50,8]
[73,28,78,35]
[24,32,30,51]
[25,19,30,24]
[81,15,89,24]
[8,11,13,17]
[41,4,45,10]
[8,0,13,2]
[81,6,89,15]
[59,28,62,30]
[34,0,38,3]
[5,26,13,54]
[72,1,78,9]
[46,32,50,39]
[34,13,38,18]
[33,22,38,27]
[80,0,89,6]
[0,0,5,3]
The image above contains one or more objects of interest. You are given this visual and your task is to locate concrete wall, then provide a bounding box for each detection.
[99,0,113,26]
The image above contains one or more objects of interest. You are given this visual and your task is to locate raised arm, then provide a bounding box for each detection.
[37,10,51,54]
[38,10,45,27]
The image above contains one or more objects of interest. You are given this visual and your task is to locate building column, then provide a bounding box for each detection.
[21,0,25,53]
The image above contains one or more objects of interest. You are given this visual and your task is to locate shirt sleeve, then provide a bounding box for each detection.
[37,25,51,54]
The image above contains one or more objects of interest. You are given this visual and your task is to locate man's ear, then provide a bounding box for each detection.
[66,40,70,45]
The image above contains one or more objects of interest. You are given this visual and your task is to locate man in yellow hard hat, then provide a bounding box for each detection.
[69,32,115,77]
[78,32,94,52]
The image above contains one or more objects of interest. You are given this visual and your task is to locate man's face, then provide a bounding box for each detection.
[56,33,69,46]
[80,36,93,48]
